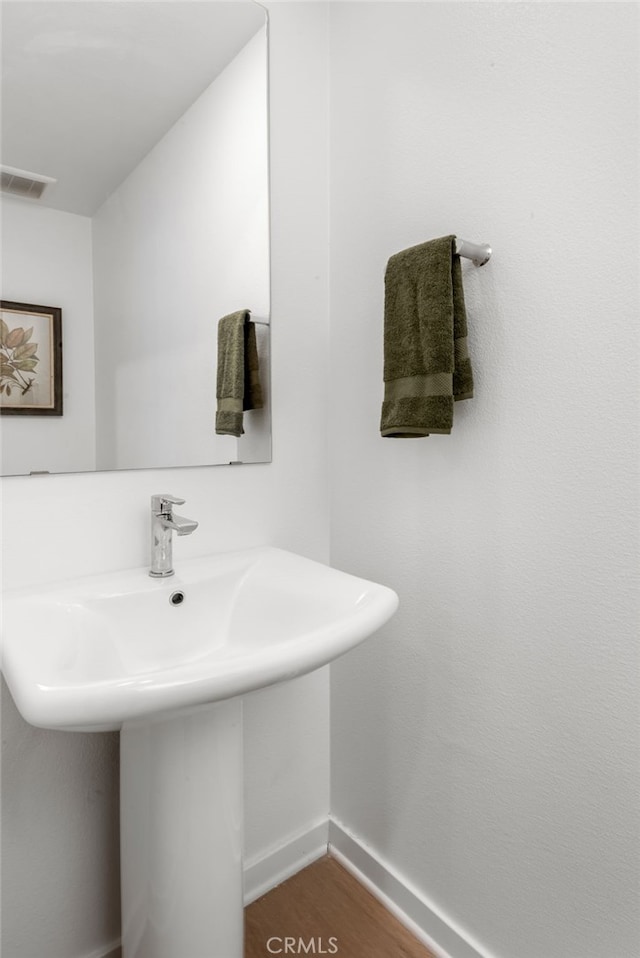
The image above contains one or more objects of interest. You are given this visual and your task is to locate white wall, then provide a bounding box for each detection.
[329,4,639,958]
[92,28,270,471]
[0,5,330,957]
[0,199,96,475]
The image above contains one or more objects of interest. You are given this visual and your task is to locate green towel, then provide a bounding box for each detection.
[380,235,474,437]
[215,310,264,437]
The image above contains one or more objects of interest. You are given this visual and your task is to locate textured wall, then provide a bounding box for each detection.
[0,4,330,957]
[329,4,639,958]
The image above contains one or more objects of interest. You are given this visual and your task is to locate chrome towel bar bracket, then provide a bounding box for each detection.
[455,238,491,266]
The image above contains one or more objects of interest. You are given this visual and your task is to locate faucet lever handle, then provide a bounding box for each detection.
[151,493,186,516]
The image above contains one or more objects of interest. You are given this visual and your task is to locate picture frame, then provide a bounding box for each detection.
[0,301,63,416]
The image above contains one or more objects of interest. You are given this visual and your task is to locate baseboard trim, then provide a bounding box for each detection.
[81,818,495,958]
[78,823,330,958]
[328,819,496,958]
[83,942,121,958]
[243,818,330,905]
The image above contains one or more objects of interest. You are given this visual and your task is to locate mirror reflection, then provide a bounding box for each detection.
[0,1,270,476]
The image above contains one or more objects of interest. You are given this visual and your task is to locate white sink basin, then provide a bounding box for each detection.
[1,546,398,732]
[2,545,398,958]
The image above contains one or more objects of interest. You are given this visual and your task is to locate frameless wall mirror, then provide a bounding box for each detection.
[0,0,270,475]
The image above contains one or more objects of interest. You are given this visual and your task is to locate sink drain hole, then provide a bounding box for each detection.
[169,590,185,606]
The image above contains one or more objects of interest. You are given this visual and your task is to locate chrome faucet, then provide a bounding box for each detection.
[149,494,198,577]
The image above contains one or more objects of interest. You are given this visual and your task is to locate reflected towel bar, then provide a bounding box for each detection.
[455,238,491,267]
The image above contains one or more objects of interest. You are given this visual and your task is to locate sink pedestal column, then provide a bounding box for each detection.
[120,699,243,958]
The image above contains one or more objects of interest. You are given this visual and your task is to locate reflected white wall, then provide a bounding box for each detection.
[0,200,96,475]
[92,28,269,470]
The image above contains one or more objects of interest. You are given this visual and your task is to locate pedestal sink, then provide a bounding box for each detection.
[1,546,398,958]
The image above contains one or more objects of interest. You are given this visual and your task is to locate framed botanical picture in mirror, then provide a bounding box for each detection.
[0,301,62,416]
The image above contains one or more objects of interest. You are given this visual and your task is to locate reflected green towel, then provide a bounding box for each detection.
[215,310,264,437]
[380,235,473,437]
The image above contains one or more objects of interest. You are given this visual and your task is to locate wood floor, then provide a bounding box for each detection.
[245,856,436,958]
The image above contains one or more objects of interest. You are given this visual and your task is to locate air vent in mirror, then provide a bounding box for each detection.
[0,166,56,200]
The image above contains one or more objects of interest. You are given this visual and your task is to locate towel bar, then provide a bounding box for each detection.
[455,238,491,267]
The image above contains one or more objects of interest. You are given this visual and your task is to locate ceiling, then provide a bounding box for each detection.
[1,1,266,215]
